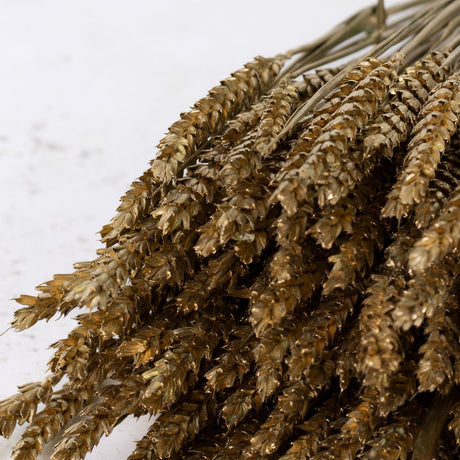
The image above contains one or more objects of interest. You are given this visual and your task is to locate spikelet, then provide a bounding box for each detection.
[301,67,343,97]
[415,288,460,394]
[254,79,303,155]
[249,249,328,336]
[302,55,402,208]
[214,415,263,460]
[279,397,341,459]
[0,378,60,439]
[392,254,458,331]
[11,274,75,331]
[449,399,460,445]
[362,51,449,166]
[11,385,94,460]
[205,325,254,392]
[246,360,334,457]
[414,140,460,228]
[322,199,384,295]
[140,311,226,414]
[221,380,257,430]
[253,313,303,401]
[100,169,160,244]
[286,290,356,382]
[50,379,143,460]
[128,390,212,459]
[408,183,460,271]
[12,226,161,330]
[382,73,460,220]
[219,102,266,148]
[360,401,424,459]
[151,55,286,183]
[313,386,382,458]
[308,173,378,249]
[271,58,382,216]
[357,228,418,391]
[176,250,243,313]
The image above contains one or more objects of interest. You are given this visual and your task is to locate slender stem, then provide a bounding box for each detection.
[400,0,460,56]
[271,0,452,145]
[376,0,387,33]
[413,389,460,459]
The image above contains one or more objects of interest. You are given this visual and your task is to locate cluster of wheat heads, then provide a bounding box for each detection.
[2,0,460,458]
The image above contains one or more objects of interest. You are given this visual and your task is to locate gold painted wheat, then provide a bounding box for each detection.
[2,0,460,458]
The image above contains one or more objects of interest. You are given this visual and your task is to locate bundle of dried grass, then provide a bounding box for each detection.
[3,0,460,458]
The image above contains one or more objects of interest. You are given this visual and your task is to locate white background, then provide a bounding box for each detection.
[0,1,400,458]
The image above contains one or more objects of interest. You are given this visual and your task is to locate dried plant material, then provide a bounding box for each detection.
[303,56,402,208]
[99,169,160,245]
[254,79,302,155]
[0,378,58,439]
[246,377,329,457]
[409,183,460,271]
[151,55,286,184]
[382,73,460,220]
[129,390,212,459]
[413,392,454,459]
[279,396,341,459]
[50,382,144,460]
[415,289,460,394]
[141,311,226,414]
[322,199,384,295]
[205,325,254,392]
[308,174,378,249]
[214,415,263,460]
[360,401,424,459]
[314,386,382,458]
[414,140,460,228]
[5,1,460,458]
[272,58,382,216]
[250,251,328,336]
[286,290,356,382]
[221,381,257,431]
[392,254,458,331]
[12,386,94,460]
[358,229,418,391]
[362,50,449,165]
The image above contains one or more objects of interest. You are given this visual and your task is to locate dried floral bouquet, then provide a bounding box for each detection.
[2,0,460,458]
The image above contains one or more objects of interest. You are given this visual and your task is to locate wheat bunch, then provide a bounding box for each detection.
[3,0,460,458]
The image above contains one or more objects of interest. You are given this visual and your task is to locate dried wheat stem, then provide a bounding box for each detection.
[413,391,457,459]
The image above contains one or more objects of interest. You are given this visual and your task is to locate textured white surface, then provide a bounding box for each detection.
[0,1,399,458]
